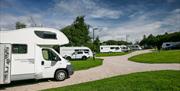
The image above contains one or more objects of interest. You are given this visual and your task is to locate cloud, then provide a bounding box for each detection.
[98,9,180,42]
[0,0,179,43]
[167,0,176,3]
[52,0,122,19]
[0,13,48,30]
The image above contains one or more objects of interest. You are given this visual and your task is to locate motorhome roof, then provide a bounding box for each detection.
[60,47,90,49]
[0,27,69,45]
[100,45,120,47]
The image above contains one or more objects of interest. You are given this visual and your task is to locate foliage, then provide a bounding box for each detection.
[70,58,103,71]
[43,70,180,91]
[140,32,180,49]
[102,40,132,45]
[61,16,91,46]
[93,36,100,53]
[129,50,180,63]
[15,22,26,29]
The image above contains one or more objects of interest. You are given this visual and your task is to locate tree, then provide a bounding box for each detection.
[16,22,26,29]
[139,32,180,50]
[102,40,131,45]
[94,36,100,53]
[61,16,91,46]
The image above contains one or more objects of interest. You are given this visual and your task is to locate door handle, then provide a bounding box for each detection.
[41,61,44,65]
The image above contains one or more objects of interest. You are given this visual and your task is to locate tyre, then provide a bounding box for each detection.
[55,70,67,81]
[66,56,71,60]
[82,56,87,60]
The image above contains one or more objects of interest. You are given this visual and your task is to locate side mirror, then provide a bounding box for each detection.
[54,56,61,61]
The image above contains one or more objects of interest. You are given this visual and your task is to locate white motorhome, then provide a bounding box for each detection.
[119,45,130,52]
[127,45,142,50]
[100,45,122,53]
[60,47,93,60]
[0,27,73,84]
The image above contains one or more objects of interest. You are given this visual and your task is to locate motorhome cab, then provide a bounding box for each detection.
[0,27,73,84]
[100,45,122,53]
[60,47,93,60]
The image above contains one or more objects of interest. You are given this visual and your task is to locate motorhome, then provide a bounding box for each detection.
[100,45,122,53]
[127,45,142,50]
[119,45,130,52]
[0,27,73,84]
[162,42,180,49]
[60,47,93,60]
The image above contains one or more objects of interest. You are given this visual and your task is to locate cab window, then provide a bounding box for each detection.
[42,49,61,61]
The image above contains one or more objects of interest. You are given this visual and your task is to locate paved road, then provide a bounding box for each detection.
[0,50,180,91]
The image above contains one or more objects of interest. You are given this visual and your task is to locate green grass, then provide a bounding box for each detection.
[43,70,180,91]
[70,58,103,71]
[129,50,180,63]
[96,52,129,57]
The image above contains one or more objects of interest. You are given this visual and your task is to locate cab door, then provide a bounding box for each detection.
[41,48,61,78]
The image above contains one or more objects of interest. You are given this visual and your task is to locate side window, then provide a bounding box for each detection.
[110,47,114,49]
[166,44,170,46]
[12,44,27,54]
[35,31,57,39]
[42,49,61,61]
[115,47,119,50]
[84,49,89,53]
[77,51,83,54]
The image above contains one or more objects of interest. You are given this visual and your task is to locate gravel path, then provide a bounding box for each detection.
[1,50,180,91]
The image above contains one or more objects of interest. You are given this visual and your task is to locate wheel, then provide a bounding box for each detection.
[82,56,87,60]
[55,70,67,81]
[66,56,71,60]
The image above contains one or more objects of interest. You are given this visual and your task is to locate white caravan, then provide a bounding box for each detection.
[100,45,122,53]
[128,45,142,50]
[60,47,93,60]
[162,42,180,49]
[0,27,73,84]
[119,45,130,52]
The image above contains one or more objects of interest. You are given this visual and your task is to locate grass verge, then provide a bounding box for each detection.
[96,52,129,57]
[70,58,103,71]
[43,70,180,91]
[129,50,180,63]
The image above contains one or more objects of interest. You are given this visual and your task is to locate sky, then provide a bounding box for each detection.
[0,0,180,42]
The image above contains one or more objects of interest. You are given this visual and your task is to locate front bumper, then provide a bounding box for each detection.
[66,65,74,76]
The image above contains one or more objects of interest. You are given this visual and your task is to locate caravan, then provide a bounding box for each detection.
[100,45,122,53]
[0,27,73,84]
[60,47,93,60]
[162,42,180,49]
[127,45,142,50]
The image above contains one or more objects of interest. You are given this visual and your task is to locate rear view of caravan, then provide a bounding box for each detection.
[0,27,73,84]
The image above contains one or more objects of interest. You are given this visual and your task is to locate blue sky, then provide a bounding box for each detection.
[0,0,180,42]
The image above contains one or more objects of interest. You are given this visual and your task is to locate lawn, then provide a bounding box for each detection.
[96,52,129,57]
[129,50,180,63]
[70,58,103,71]
[43,70,180,91]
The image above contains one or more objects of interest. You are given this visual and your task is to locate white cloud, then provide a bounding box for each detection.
[167,0,176,3]
[52,0,122,19]
[98,9,180,43]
